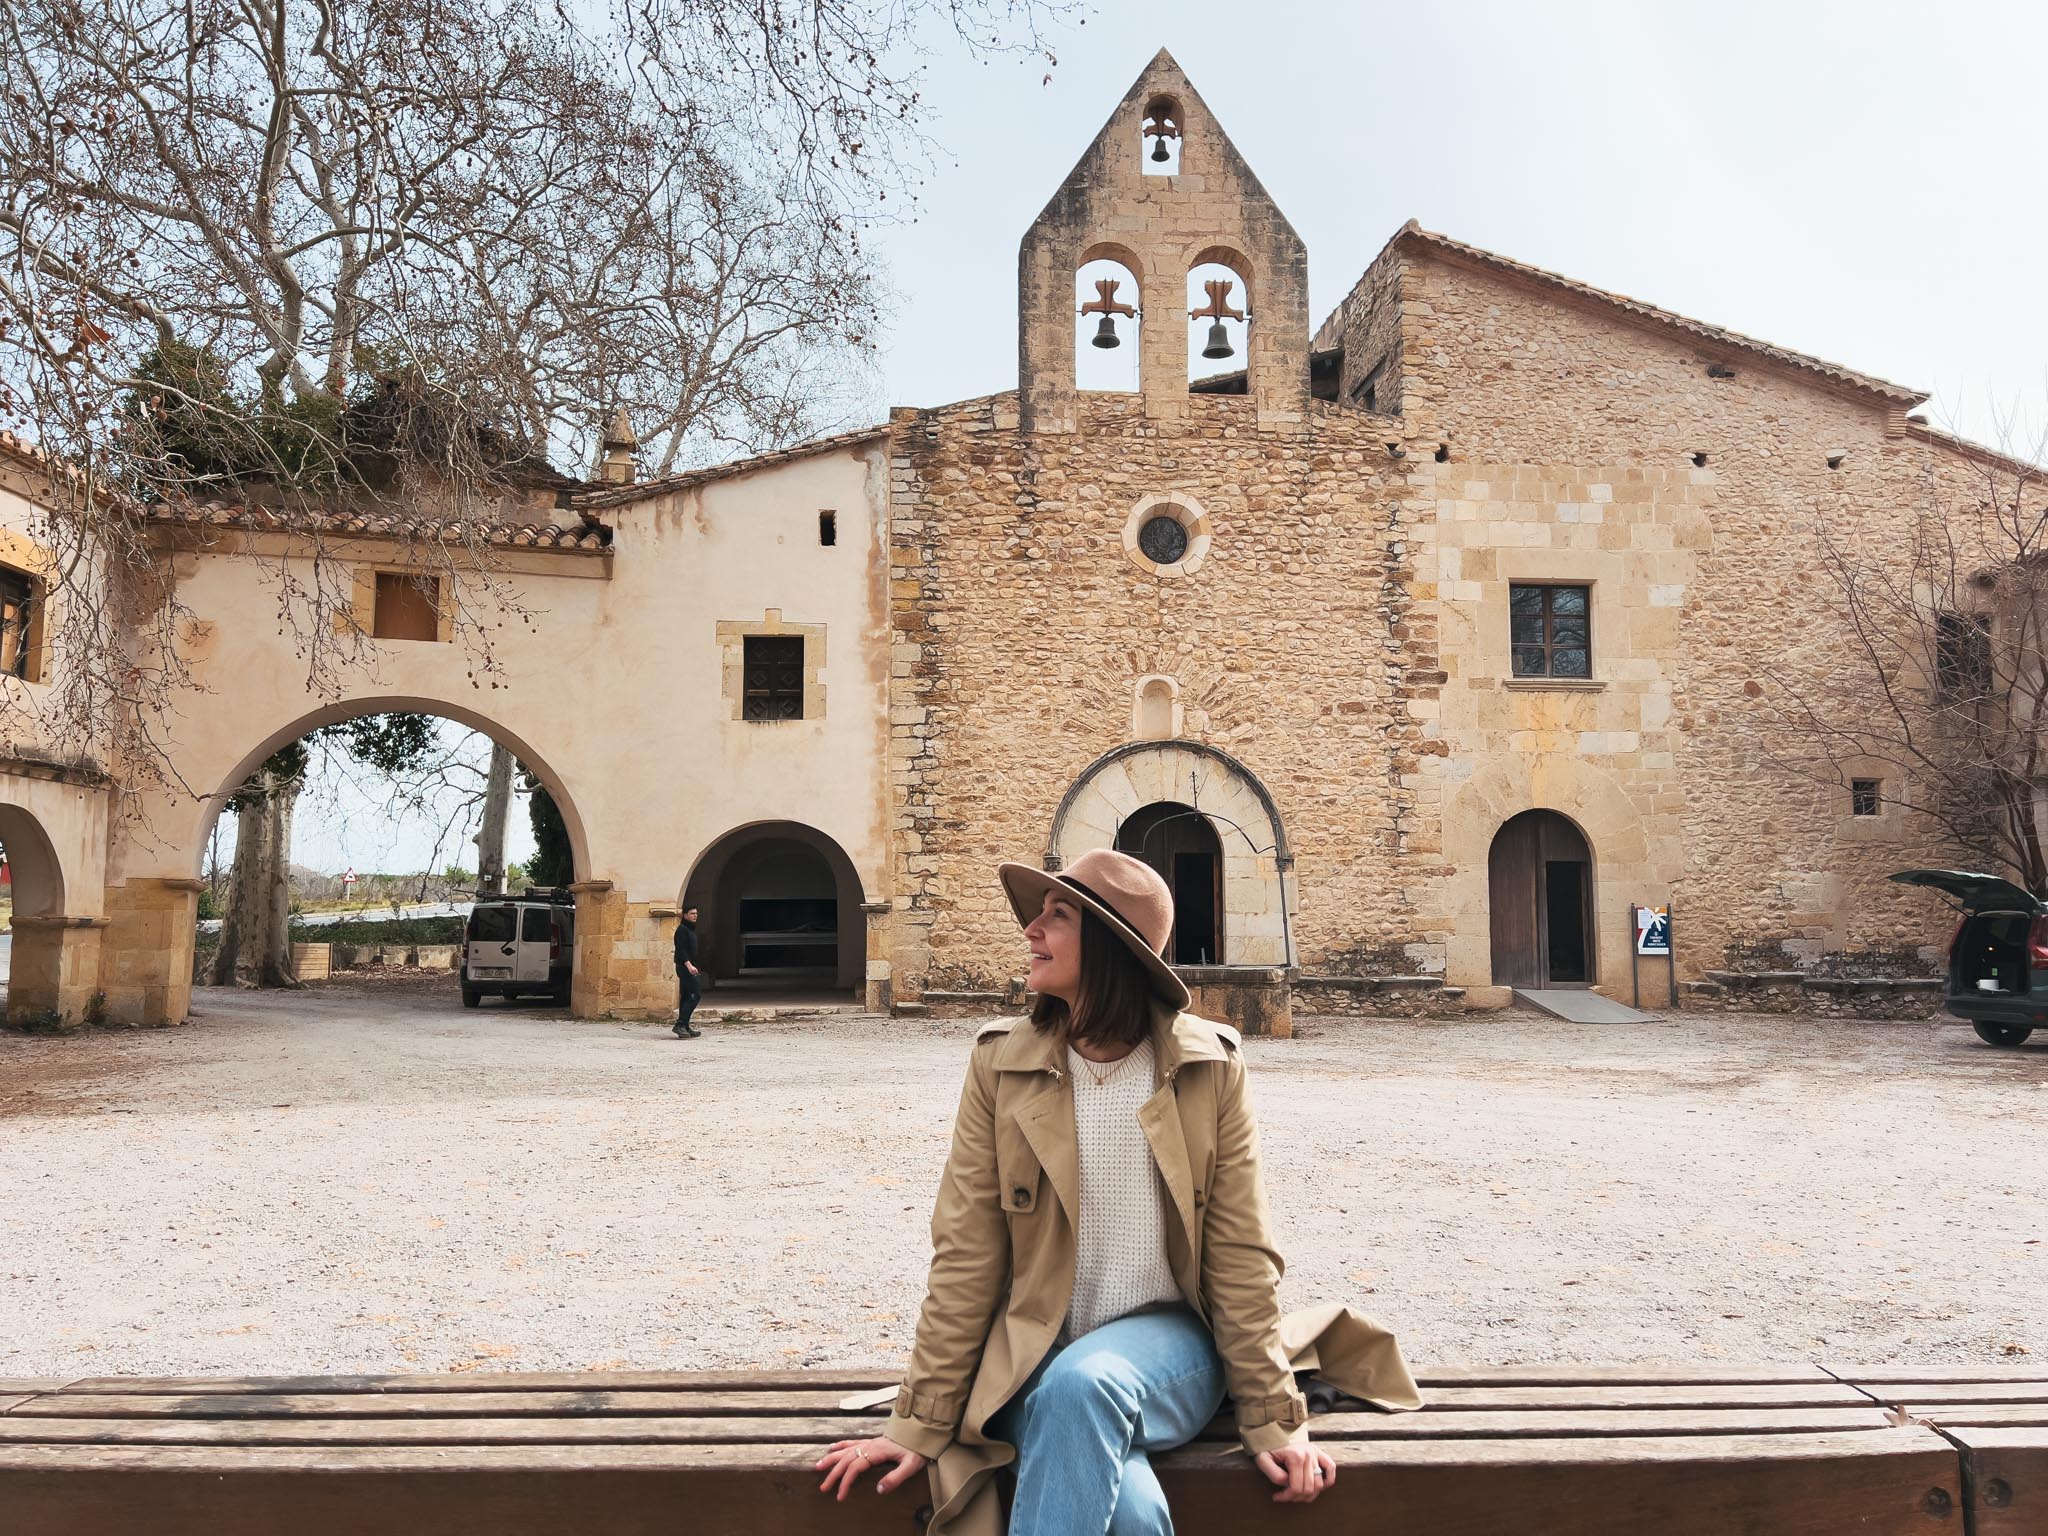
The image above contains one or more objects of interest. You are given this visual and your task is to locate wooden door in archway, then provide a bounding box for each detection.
[1116,801,1224,965]
[1489,810,1595,987]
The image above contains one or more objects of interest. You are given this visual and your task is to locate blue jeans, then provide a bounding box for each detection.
[991,1307,1226,1536]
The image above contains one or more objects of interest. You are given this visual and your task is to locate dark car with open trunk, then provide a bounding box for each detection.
[1890,869,2044,1046]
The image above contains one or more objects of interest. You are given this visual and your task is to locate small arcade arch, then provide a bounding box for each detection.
[682,821,865,994]
[1488,809,1596,987]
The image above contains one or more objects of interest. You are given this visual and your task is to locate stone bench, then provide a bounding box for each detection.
[4,1364,2035,1533]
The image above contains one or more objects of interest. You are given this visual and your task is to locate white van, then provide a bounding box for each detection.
[461,893,575,1007]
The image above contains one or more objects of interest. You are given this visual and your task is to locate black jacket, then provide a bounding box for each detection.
[673,918,698,972]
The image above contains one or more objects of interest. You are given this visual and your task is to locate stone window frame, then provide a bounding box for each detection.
[1836,757,1908,844]
[344,565,455,644]
[1122,492,1212,580]
[716,608,826,724]
[1485,550,1622,692]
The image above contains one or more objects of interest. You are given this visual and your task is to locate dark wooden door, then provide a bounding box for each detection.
[1489,810,1594,986]
[1117,801,1225,965]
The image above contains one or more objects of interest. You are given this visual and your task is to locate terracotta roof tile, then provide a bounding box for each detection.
[144,500,612,551]
[572,423,888,510]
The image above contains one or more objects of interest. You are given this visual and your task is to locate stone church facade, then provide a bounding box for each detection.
[4,51,2034,1028]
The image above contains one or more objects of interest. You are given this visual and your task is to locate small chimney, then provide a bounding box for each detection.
[596,407,638,486]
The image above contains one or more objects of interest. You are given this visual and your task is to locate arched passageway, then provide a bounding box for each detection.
[1489,809,1596,987]
[0,777,109,1025]
[682,822,866,994]
[1115,800,1225,965]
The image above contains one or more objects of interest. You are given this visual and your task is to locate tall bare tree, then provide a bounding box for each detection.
[1762,417,2048,891]
[0,0,1062,780]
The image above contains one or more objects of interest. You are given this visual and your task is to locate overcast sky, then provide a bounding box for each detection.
[870,0,2048,451]
[289,1,2045,876]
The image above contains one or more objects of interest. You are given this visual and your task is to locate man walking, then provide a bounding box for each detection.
[673,905,703,1039]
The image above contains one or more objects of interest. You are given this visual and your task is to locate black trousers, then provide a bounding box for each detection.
[676,970,702,1027]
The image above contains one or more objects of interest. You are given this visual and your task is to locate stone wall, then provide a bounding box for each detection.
[885,391,1437,997]
[1371,241,2024,988]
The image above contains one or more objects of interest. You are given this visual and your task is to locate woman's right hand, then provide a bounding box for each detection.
[815,1434,926,1502]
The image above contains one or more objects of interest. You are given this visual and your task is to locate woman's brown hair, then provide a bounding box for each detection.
[1029,906,1154,1050]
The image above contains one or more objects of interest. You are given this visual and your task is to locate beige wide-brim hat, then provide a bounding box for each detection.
[998,847,1191,1011]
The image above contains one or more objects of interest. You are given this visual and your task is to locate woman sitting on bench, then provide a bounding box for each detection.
[815,849,1416,1534]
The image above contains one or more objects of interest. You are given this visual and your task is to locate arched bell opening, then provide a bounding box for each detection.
[1186,256,1250,394]
[1140,93,1182,176]
[681,821,865,996]
[1115,800,1226,966]
[1075,254,1141,394]
[1488,809,1597,988]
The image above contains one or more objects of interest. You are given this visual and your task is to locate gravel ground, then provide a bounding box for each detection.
[2,979,2042,1378]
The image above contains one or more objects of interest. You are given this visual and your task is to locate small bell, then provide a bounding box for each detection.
[1150,135,1171,163]
[1201,320,1233,360]
[1092,314,1121,349]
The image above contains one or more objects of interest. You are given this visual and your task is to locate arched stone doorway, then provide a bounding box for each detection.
[1115,801,1225,965]
[682,822,865,994]
[0,772,109,1025]
[1489,809,1596,987]
[1049,742,1291,966]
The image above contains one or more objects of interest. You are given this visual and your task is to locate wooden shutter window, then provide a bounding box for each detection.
[372,572,441,642]
[742,635,805,720]
[0,569,34,680]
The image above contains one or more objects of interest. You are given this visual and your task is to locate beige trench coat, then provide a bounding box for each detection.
[876,1003,1421,1536]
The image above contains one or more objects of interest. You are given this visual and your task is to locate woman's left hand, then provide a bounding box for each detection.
[1254,1440,1336,1503]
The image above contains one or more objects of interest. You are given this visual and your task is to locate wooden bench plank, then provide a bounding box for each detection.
[1411,1364,1841,1386]
[0,1405,1908,1448]
[0,1396,40,1415]
[0,1429,1963,1536]
[54,1371,903,1395]
[1845,1382,2048,1408]
[10,1380,1872,1420]
[1942,1427,2048,1536]
[0,1380,73,1393]
[51,1364,1843,1396]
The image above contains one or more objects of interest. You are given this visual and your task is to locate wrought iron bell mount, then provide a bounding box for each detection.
[1079,277,1138,351]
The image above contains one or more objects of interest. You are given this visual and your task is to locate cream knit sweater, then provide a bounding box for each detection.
[1059,1038,1182,1344]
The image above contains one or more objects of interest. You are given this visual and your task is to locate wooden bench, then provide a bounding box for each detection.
[1,1365,2034,1533]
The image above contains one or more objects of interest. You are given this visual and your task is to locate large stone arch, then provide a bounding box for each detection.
[1047,741,1293,966]
[190,695,591,885]
[103,692,595,1027]
[1445,756,1668,1003]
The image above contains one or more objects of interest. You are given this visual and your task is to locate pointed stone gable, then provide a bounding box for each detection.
[1018,49,1309,434]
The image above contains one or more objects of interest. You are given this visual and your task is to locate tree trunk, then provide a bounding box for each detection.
[209,791,263,985]
[250,777,300,988]
[475,743,514,895]
[211,768,303,988]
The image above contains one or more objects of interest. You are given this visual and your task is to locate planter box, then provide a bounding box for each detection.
[290,943,331,982]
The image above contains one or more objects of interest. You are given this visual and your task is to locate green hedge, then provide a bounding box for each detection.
[287,915,467,947]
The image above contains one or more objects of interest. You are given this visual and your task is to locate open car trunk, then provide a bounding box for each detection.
[1953,911,2034,996]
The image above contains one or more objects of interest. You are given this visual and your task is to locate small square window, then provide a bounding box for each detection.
[1850,779,1881,817]
[1509,583,1592,678]
[372,572,441,641]
[819,510,837,547]
[742,635,805,720]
